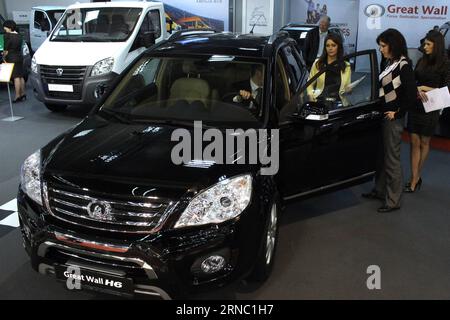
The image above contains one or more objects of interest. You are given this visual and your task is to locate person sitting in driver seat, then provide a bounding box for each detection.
[232,64,264,109]
[307,33,352,107]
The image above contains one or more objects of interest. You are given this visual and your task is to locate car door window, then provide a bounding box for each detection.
[131,9,162,52]
[280,46,301,91]
[140,9,161,39]
[297,51,376,112]
[275,53,291,112]
[34,11,46,30]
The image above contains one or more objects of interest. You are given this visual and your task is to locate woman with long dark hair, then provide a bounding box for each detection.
[3,20,26,102]
[362,28,416,212]
[306,33,352,106]
[405,31,450,192]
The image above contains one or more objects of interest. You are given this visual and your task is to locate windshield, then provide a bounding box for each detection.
[48,10,65,27]
[50,7,142,42]
[100,56,266,126]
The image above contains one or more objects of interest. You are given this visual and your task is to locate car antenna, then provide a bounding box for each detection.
[249,15,263,34]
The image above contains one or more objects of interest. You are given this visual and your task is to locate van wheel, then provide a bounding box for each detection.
[45,104,67,112]
[248,198,280,282]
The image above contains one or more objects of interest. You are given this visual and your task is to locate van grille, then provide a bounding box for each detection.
[40,65,87,100]
[43,182,176,234]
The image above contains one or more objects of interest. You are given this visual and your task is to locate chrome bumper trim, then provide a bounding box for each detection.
[37,241,158,280]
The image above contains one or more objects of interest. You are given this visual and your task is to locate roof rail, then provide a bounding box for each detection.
[268,30,290,44]
[168,28,218,41]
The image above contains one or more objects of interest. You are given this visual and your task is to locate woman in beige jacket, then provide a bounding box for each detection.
[307,33,352,107]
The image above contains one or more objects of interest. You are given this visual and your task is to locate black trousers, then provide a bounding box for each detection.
[374,118,404,208]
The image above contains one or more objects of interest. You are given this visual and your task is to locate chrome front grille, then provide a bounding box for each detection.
[43,183,176,234]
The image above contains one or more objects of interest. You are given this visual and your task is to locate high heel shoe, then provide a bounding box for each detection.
[404,178,422,193]
[12,97,22,103]
[20,94,27,101]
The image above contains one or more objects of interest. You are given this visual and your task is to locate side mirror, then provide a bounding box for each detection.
[289,101,329,123]
[140,31,156,48]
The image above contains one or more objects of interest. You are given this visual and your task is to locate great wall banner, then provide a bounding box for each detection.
[357,0,450,51]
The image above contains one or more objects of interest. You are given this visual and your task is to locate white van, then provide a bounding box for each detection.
[30,1,168,112]
[30,6,66,53]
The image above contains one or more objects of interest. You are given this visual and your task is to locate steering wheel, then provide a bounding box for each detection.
[221,91,260,110]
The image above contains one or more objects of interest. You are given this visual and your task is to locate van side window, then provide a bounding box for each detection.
[34,11,46,29]
[141,9,161,39]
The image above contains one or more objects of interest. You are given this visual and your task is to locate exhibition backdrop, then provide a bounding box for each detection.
[357,0,450,51]
[162,0,229,32]
[4,0,230,32]
[242,0,275,35]
[290,0,358,54]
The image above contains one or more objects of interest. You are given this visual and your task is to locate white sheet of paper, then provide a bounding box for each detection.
[423,87,450,113]
[48,84,74,92]
[0,63,14,83]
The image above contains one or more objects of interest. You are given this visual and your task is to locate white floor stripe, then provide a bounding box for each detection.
[0,199,19,228]
[0,212,19,228]
[0,199,17,212]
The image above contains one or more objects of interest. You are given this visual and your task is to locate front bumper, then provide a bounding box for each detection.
[17,188,266,299]
[30,67,117,106]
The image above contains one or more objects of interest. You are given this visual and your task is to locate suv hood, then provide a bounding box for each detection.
[34,41,126,66]
[43,115,257,194]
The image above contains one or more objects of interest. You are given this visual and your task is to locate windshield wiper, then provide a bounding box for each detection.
[79,36,110,42]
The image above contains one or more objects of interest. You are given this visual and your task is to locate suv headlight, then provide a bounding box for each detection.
[20,150,42,205]
[175,175,252,229]
[31,56,38,74]
[91,57,114,76]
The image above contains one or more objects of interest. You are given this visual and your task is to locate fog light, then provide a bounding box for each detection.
[94,84,107,99]
[201,255,226,274]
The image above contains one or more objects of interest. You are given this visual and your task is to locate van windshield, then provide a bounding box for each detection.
[47,10,65,27]
[50,7,142,42]
[100,56,266,127]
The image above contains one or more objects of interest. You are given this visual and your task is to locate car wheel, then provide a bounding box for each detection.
[45,104,68,112]
[248,198,280,282]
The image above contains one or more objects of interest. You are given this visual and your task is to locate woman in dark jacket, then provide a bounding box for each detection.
[362,29,417,213]
[3,20,26,102]
[405,31,450,192]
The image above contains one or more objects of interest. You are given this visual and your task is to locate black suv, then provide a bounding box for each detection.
[18,31,382,299]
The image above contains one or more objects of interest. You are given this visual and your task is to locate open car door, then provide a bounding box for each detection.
[279,50,382,200]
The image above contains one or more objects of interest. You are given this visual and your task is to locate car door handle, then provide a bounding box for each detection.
[320,123,334,129]
[371,111,381,117]
[356,113,372,120]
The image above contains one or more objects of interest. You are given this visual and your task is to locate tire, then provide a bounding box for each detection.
[45,103,68,112]
[247,197,280,282]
